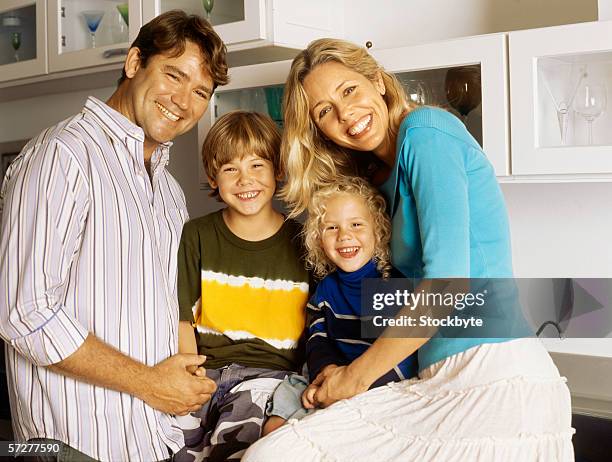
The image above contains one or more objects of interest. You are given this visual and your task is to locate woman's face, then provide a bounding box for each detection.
[303,61,391,158]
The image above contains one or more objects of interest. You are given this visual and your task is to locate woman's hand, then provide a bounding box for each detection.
[301,383,319,409]
[312,364,370,408]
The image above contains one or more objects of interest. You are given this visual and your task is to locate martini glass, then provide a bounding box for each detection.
[11,32,21,62]
[83,10,105,49]
[539,59,587,145]
[573,82,607,145]
[202,0,214,20]
[117,4,129,26]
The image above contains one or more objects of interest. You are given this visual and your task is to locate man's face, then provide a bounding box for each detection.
[123,41,214,155]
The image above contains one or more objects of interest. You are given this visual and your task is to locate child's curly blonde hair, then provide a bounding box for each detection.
[303,176,392,279]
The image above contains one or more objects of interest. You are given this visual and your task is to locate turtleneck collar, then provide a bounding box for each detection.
[336,259,379,288]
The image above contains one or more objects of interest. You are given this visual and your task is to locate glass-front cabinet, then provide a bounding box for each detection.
[510,20,612,175]
[0,0,47,82]
[47,0,141,73]
[197,59,291,188]
[142,0,344,66]
[372,34,510,176]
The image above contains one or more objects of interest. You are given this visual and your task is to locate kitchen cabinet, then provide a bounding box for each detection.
[0,0,47,83]
[47,0,140,73]
[509,20,612,175]
[198,33,510,188]
[372,34,510,177]
[197,59,291,187]
[142,0,344,66]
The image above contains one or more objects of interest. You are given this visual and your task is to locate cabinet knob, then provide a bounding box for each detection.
[365,41,373,49]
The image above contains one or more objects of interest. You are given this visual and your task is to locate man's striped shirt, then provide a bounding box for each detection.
[0,97,188,461]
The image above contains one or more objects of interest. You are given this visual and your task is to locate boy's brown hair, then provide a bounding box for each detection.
[202,110,282,198]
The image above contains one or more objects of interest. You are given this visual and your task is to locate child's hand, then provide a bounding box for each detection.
[301,383,319,409]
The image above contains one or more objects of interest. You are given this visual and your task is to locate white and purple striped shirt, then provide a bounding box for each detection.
[0,97,189,461]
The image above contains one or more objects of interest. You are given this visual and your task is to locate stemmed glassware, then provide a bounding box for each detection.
[445,65,482,125]
[117,4,129,27]
[11,32,21,62]
[573,82,607,145]
[82,10,105,49]
[202,0,214,20]
[539,60,587,145]
[400,78,431,106]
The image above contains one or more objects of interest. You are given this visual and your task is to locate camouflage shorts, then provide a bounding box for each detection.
[174,363,290,462]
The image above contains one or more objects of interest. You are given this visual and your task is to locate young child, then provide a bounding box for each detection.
[175,111,310,461]
[263,177,419,434]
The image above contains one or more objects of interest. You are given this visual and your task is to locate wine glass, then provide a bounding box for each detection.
[539,60,587,145]
[11,32,21,62]
[202,0,214,20]
[444,65,482,125]
[400,78,431,106]
[82,10,105,49]
[573,82,607,145]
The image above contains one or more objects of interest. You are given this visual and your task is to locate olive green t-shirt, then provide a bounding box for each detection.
[177,210,309,371]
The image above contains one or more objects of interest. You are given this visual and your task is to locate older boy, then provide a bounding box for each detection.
[175,111,310,461]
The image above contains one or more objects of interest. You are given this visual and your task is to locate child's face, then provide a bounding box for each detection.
[320,193,376,273]
[209,154,277,218]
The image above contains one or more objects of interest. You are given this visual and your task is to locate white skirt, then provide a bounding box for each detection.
[242,338,574,462]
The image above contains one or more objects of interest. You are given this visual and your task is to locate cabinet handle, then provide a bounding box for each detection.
[61,7,66,18]
[365,41,373,49]
[102,48,129,59]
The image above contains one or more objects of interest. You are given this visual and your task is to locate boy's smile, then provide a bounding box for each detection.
[210,154,278,219]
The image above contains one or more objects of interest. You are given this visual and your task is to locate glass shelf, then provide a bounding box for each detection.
[159,0,245,27]
[396,65,484,148]
[59,0,129,54]
[0,5,37,66]
[537,52,612,148]
[215,84,285,128]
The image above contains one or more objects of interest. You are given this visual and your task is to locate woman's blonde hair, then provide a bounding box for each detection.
[280,38,414,216]
[202,110,281,198]
[303,176,392,279]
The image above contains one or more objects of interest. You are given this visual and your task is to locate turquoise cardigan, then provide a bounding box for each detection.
[379,106,515,371]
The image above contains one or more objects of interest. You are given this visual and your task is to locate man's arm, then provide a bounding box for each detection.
[0,141,213,415]
[51,334,214,415]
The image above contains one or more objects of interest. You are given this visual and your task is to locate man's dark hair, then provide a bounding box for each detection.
[118,10,228,89]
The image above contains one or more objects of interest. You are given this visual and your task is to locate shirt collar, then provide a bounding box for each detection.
[82,96,173,168]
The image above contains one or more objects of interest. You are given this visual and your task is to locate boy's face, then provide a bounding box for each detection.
[209,154,278,218]
[320,193,376,273]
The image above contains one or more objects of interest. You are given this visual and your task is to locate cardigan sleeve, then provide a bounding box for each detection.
[399,127,472,278]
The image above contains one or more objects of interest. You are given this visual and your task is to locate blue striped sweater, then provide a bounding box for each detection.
[306,260,418,385]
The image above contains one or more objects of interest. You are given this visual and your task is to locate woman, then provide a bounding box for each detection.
[243,39,573,461]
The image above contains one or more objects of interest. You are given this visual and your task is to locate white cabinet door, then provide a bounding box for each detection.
[143,0,343,66]
[143,0,266,48]
[510,20,612,175]
[197,59,291,188]
[47,0,141,73]
[0,0,47,82]
[372,34,510,177]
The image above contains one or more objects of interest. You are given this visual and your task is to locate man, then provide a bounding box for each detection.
[0,10,228,461]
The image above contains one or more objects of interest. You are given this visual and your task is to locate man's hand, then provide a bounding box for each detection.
[140,354,216,415]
